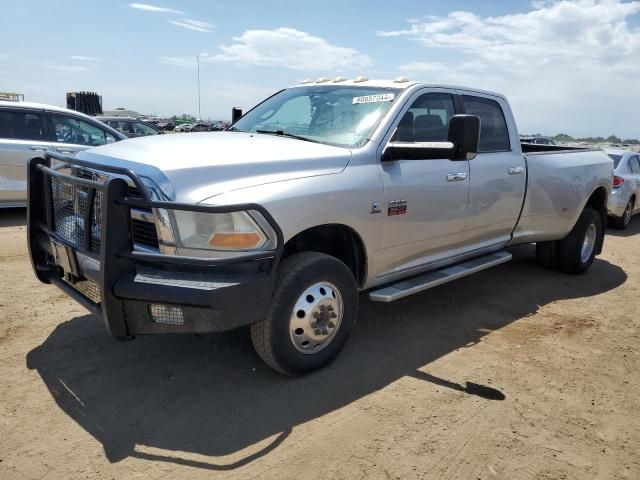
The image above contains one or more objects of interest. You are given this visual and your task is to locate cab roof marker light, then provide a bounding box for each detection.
[333,76,348,82]
[300,79,313,84]
[353,76,369,83]
[316,77,331,83]
[393,76,410,83]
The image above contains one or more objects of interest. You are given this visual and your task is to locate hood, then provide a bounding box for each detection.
[76,132,351,202]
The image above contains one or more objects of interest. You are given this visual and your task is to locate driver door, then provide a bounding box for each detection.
[376,90,470,278]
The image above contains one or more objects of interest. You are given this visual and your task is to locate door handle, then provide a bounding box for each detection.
[29,145,45,151]
[447,173,468,182]
[508,166,524,175]
[55,148,75,154]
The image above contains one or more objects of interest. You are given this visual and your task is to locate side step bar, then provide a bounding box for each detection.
[369,251,512,302]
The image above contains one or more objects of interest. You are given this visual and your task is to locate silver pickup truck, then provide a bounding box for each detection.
[27,79,613,375]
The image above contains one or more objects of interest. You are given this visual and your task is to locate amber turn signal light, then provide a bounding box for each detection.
[208,232,262,249]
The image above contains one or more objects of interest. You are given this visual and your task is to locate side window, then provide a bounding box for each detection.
[392,93,456,142]
[630,156,640,174]
[462,95,511,152]
[0,110,45,141]
[49,114,109,146]
[115,121,135,134]
[132,122,159,135]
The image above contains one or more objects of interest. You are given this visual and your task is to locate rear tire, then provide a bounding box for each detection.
[557,207,603,274]
[251,252,359,376]
[609,198,634,230]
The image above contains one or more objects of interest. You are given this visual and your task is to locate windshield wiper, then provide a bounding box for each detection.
[255,129,318,143]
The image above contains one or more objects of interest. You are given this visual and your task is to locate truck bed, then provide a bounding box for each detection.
[520,142,593,154]
[512,146,612,244]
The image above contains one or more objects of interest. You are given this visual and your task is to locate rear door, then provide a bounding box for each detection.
[458,93,526,249]
[46,112,118,156]
[0,107,51,206]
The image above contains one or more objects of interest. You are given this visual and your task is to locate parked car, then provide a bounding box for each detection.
[210,121,229,131]
[97,117,164,138]
[185,122,212,132]
[156,121,175,131]
[27,79,612,375]
[0,100,126,208]
[173,123,193,132]
[606,149,640,229]
[521,136,557,145]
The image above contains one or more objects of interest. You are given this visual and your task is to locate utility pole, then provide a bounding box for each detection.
[196,55,201,121]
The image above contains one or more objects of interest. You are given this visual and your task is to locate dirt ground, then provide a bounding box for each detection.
[1,208,639,480]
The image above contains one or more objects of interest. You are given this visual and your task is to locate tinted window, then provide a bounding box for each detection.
[630,156,640,174]
[0,110,45,141]
[608,154,622,168]
[104,120,132,135]
[131,122,159,135]
[462,95,511,152]
[49,114,111,146]
[393,93,456,142]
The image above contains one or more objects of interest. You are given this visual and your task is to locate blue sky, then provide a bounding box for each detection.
[1,0,639,137]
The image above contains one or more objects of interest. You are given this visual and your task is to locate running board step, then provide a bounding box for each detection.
[369,251,512,303]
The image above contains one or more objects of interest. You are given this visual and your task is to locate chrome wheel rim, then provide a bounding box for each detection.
[623,201,633,226]
[581,223,597,263]
[289,281,343,354]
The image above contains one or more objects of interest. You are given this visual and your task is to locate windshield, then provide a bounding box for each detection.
[607,154,622,168]
[231,85,402,148]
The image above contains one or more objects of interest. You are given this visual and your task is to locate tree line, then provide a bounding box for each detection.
[551,133,639,145]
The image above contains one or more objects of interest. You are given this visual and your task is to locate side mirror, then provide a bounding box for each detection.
[231,107,243,123]
[448,114,481,160]
[383,114,481,162]
[106,136,116,144]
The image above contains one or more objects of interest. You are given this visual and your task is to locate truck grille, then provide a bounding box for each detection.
[64,276,102,304]
[50,168,159,253]
[131,218,160,248]
[51,175,103,253]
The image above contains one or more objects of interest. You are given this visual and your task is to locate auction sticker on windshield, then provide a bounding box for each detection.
[352,93,395,105]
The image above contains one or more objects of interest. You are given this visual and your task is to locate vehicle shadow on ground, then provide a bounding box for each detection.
[25,245,626,470]
[0,207,26,227]
[606,219,640,237]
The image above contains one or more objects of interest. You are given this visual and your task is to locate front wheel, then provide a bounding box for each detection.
[251,252,359,376]
[557,207,604,274]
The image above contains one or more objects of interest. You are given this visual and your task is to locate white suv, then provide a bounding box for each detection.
[0,101,126,207]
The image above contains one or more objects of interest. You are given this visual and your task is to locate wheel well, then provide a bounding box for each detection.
[586,186,607,213]
[283,224,366,286]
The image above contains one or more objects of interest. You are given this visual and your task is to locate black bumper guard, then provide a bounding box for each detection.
[27,153,284,338]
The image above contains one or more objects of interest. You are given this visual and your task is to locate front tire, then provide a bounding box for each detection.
[251,252,359,376]
[557,207,603,274]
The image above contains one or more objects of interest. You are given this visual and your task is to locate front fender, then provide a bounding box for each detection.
[201,166,383,285]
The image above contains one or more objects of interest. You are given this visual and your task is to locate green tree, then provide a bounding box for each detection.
[171,113,196,124]
[553,133,574,142]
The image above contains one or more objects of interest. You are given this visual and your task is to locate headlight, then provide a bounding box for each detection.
[172,210,269,252]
